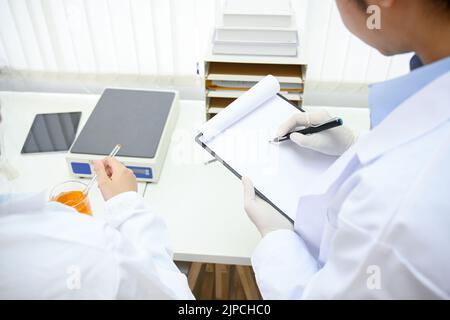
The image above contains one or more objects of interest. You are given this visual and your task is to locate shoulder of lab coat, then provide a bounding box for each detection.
[0,191,193,299]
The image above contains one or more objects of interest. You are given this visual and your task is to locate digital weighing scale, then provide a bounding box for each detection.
[66,88,179,182]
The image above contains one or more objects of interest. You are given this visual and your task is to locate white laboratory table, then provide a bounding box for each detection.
[0,91,370,266]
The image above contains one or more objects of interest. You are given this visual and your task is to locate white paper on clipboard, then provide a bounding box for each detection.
[197,75,337,222]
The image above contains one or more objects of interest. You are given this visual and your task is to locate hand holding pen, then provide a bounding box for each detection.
[272,110,356,156]
[269,117,343,143]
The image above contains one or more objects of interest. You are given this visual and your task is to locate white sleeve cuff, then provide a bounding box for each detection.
[104,191,149,228]
[252,229,319,299]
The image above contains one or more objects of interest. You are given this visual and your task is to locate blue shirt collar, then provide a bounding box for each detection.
[369,55,450,128]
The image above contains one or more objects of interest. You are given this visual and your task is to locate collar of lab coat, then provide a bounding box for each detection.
[357,71,450,165]
[0,192,47,215]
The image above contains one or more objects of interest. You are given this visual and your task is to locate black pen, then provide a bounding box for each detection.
[269,117,343,143]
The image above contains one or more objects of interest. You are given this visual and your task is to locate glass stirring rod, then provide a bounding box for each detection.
[83,144,122,195]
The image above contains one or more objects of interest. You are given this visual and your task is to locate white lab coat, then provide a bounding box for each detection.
[0,191,194,299]
[252,71,450,299]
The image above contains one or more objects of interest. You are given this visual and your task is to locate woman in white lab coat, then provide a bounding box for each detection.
[0,107,193,299]
[243,0,450,299]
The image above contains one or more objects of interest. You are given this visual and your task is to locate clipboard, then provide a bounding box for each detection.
[195,75,337,223]
[195,93,303,223]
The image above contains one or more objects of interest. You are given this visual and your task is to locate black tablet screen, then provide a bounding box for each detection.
[21,112,82,154]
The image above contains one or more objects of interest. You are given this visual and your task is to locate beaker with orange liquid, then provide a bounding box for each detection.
[50,180,93,215]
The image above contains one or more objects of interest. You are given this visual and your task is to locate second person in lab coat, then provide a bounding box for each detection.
[243,0,450,299]
[0,102,193,299]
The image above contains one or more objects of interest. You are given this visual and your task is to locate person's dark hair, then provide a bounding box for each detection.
[435,0,450,11]
[355,0,450,13]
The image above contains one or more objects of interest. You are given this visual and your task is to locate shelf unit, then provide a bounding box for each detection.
[204,55,307,119]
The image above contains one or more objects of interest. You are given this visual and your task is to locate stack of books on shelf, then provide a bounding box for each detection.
[212,0,299,57]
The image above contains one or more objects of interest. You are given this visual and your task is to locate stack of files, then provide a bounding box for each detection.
[205,61,304,117]
[212,0,299,57]
[206,80,303,93]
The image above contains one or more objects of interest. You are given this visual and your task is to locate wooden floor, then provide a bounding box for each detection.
[186,262,261,300]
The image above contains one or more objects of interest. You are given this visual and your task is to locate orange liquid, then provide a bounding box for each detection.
[53,191,92,215]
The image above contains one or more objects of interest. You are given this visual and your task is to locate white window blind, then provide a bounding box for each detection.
[0,0,217,76]
[0,0,412,101]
